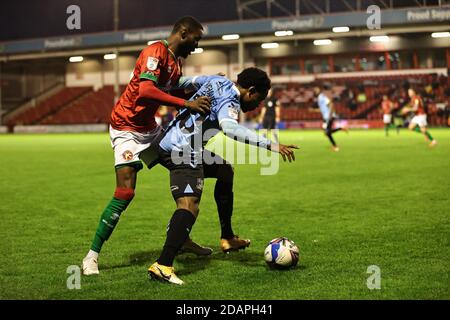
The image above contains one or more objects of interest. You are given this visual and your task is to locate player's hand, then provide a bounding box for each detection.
[185,96,211,114]
[270,143,299,162]
[216,72,226,77]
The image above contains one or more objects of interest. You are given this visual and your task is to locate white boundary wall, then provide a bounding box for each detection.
[13,124,108,133]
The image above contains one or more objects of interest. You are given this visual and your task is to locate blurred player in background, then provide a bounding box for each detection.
[259,88,281,143]
[82,16,212,276]
[146,68,298,284]
[404,88,437,147]
[381,94,397,137]
[313,86,348,152]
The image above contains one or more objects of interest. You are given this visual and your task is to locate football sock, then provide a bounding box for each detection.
[90,188,134,253]
[86,250,99,259]
[414,126,421,133]
[214,181,234,239]
[385,124,389,136]
[326,133,337,147]
[425,131,434,141]
[157,209,196,267]
[332,128,342,133]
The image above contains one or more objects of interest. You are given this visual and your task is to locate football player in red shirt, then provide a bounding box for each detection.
[381,95,394,136]
[406,88,437,147]
[82,16,212,275]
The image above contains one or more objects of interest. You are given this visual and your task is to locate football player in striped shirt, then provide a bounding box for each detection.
[146,68,298,284]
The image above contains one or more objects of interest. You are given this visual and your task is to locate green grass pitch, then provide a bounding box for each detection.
[0,129,449,299]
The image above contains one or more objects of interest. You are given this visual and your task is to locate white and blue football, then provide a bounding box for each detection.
[264,237,300,269]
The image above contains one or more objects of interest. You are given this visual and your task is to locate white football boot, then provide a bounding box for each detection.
[82,256,99,275]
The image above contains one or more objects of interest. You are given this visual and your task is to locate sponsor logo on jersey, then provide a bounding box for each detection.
[122,150,134,161]
[147,57,159,71]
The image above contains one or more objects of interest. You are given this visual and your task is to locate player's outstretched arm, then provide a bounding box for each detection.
[220,120,299,162]
[138,80,211,113]
[138,79,187,108]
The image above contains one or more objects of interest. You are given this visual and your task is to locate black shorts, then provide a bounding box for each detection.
[263,117,276,129]
[158,149,230,200]
[158,148,204,200]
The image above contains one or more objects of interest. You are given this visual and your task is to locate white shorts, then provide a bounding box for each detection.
[110,125,163,168]
[410,115,428,128]
[383,114,392,124]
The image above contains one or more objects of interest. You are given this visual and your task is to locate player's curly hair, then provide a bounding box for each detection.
[237,67,271,94]
[172,16,203,34]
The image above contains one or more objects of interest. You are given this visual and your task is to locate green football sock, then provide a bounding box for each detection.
[414,126,421,133]
[425,131,433,141]
[90,197,131,253]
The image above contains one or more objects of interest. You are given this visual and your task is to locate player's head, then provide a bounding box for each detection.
[171,16,204,58]
[236,67,271,112]
[408,88,416,98]
[383,95,388,101]
[313,86,321,97]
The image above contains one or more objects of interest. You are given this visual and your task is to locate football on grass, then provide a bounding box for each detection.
[264,237,300,269]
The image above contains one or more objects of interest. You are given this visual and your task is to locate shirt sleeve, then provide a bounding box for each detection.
[139,43,166,83]
[138,80,186,108]
[175,75,210,91]
[215,97,240,126]
[220,120,272,150]
[214,96,271,150]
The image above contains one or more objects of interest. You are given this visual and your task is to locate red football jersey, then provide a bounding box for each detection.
[110,40,182,132]
[381,100,392,114]
[411,95,425,115]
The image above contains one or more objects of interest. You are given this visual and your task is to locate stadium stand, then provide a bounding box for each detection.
[5,74,449,127]
[6,87,92,126]
[244,74,450,126]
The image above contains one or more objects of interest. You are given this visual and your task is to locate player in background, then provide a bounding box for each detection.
[82,16,212,276]
[259,88,281,143]
[381,95,396,137]
[405,88,437,147]
[313,86,347,152]
[146,68,298,285]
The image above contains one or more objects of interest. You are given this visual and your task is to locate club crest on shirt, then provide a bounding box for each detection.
[147,57,159,71]
[122,150,134,161]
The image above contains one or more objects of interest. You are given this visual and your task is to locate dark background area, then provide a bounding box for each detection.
[0,0,442,42]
